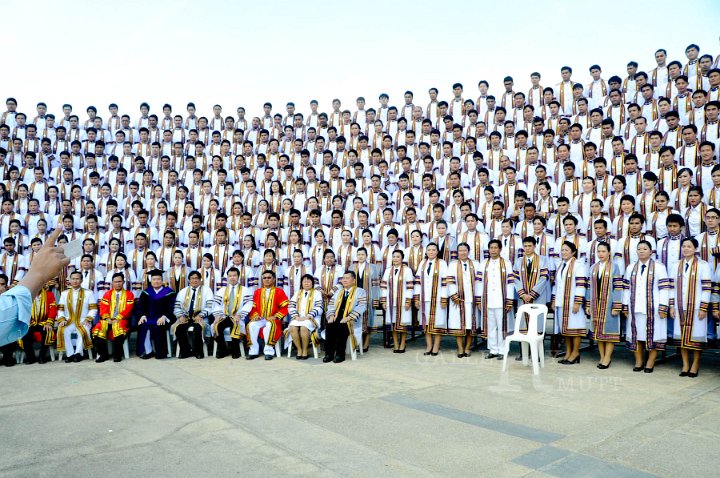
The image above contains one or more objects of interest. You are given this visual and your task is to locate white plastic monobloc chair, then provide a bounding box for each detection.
[502,304,548,375]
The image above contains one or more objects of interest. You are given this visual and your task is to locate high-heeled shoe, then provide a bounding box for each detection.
[423,351,433,356]
[430,352,438,356]
[362,348,369,353]
[562,356,580,365]
[457,353,465,358]
[398,348,406,354]
[688,371,698,378]
[463,351,471,357]
[679,370,689,377]
[643,367,654,373]
[597,362,611,369]
[633,365,644,372]
[558,359,569,364]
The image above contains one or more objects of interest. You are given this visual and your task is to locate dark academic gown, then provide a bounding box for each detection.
[135,286,176,357]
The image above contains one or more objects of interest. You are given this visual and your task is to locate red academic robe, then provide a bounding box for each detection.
[249,287,289,343]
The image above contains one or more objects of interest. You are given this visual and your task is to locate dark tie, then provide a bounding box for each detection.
[463,263,467,271]
[526,258,532,276]
[426,261,433,275]
[188,288,197,317]
[641,264,646,275]
[395,268,399,275]
[560,262,566,277]
[337,289,349,318]
[685,262,689,273]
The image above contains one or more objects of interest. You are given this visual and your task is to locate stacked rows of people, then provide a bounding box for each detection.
[1,42,720,376]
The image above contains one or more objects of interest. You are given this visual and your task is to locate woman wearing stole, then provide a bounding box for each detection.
[585,242,623,369]
[353,247,380,353]
[380,250,415,353]
[287,274,323,360]
[413,242,448,356]
[446,243,482,358]
[623,240,670,373]
[669,238,712,377]
[552,241,588,365]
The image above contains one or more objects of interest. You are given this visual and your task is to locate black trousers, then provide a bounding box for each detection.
[22,326,49,362]
[324,320,350,359]
[0,343,18,365]
[214,317,241,356]
[175,321,205,357]
[93,334,126,360]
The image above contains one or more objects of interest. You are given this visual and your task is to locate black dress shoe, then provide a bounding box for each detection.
[246,354,259,360]
[633,366,644,372]
[431,352,438,356]
[113,357,122,363]
[3,358,17,367]
[264,354,273,360]
[496,354,504,360]
[64,356,73,363]
[679,371,689,377]
[333,356,345,363]
[231,353,240,359]
[141,352,156,360]
[195,354,204,359]
[464,351,472,357]
[393,349,400,353]
[295,354,302,360]
[322,356,333,363]
[558,359,570,364]
[301,355,309,360]
[457,353,464,358]
[362,348,369,353]
[423,351,433,356]
[597,363,610,370]
[688,371,698,378]
[486,353,498,359]
[643,367,654,373]
[23,357,37,365]
[38,356,48,364]
[216,352,228,359]
[73,354,83,362]
[95,356,108,363]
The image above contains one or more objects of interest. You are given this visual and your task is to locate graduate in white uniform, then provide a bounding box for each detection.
[173,271,214,359]
[585,242,623,369]
[552,241,588,365]
[669,238,712,377]
[56,270,97,362]
[655,214,685,274]
[286,273,323,360]
[211,266,253,359]
[380,250,415,353]
[513,237,551,345]
[478,240,515,360]
[352,247,381,352]
[623,240,670,373]
[413,242,448,356]
[446,243,482,357]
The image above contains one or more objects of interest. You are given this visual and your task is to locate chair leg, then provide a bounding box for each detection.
[312,342,318,359]
[49,347,56,362]
[538,339,545,368]
[501,349,509,372]
[528,342,538,375]
[521,342,529,366]
[166,331,172,358]
[287,339,293,358]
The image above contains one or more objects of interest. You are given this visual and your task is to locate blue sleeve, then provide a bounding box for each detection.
[0,285,32,346]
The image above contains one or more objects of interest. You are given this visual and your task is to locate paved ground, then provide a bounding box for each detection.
[1,337,719,477]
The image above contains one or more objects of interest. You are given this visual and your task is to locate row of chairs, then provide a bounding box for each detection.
[16,324,365,363]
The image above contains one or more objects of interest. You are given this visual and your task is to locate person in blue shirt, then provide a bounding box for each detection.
[0,228,71,366]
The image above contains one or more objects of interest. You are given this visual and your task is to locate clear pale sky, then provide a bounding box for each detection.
[3,0,720,118]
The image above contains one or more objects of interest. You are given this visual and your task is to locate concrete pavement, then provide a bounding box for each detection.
[1,338,718,477]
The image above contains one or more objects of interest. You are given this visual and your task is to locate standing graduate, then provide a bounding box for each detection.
[446,243,482,357]
[585,242,624,369]
[623,240,671,373]
[552,241,588,365]
[380,250,415,353]
[414,242,448,356]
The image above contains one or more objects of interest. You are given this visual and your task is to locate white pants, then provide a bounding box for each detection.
[485,308,505,355]
[64,322,91,355]
[247,319,276,356]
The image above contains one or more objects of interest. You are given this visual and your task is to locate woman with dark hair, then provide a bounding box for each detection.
[552,241,588,364]
[287,273,323,359]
